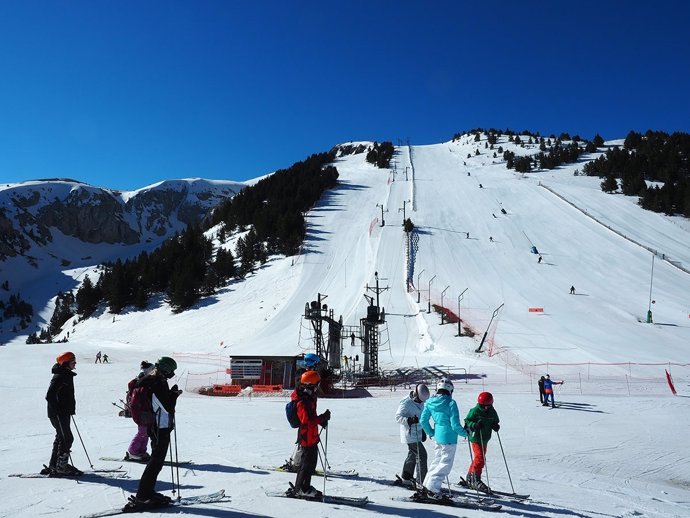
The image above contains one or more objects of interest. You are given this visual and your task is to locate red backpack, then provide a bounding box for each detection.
[128,379,154,425]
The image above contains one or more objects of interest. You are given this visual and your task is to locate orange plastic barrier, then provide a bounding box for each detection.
[251,384,283,392]
[212,384,241,394]
[528,307,544,312]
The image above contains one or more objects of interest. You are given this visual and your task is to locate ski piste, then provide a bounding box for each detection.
[392,492,502,512]
[265,489,369,507]
[78,489,228,518]
[99,456,193,466]
[254,464,358,478]
[457,476,530,500]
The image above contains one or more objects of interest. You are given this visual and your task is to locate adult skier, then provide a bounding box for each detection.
[419,378,467,498]
[542,374,563,407]
[395,383,430,486]
[125,356,182,510]
[44,351,81,475]
[538,375,546,404]
[288,370,330,499]
[125,361,154,461]
[464,392,500,491]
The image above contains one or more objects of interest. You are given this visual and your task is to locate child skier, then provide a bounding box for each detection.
[124,356,182,510]
[395,383,430,486]
[44,351,81,475]
[464,392,500,492]
[419,378,467,497]
[125,361,154,461]
[542,374,563,407]
[289,370,330,499]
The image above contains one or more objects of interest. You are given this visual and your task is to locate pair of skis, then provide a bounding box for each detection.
[79,489,229,518]
[457,475,530,501]
[265,483,369,507]
[254,464,358,478]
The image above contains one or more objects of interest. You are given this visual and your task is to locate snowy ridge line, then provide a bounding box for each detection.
[539,183,690,275]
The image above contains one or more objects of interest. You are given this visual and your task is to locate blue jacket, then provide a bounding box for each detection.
[420,394,467,445]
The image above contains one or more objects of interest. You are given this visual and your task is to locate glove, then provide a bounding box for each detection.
[320,409,331,426]
[472,420,483,432]
[407,415,419,425]
[492,423,500,432]
[171,384,183,396]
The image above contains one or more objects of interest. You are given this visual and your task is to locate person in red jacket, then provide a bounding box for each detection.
[289,370,330,499]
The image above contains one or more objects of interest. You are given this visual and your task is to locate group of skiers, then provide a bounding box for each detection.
[45,351,182,511]
[538,374,564,407]
[395,378,499,498]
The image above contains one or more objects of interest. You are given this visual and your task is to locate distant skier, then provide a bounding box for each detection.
[125,357,182,510]
[125,361,154,461]
[44,351,81,475]
[538,256,543,264]
[466,232,470,239]
[395,384,430,486]
[489,236,493,242]
[542,374,563,408]
[288,370,330,499]
[538,375,546,404]
[419,378,468,498]
[464,392,500,492]
[95,351,102,363]
[103,353,109,363]
[570,286,575,295]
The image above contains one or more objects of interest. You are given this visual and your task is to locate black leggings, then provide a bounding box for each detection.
[49,415,74,466]
[137,427,171,498]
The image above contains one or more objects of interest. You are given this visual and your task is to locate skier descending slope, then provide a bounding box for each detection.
[419,378,467,498]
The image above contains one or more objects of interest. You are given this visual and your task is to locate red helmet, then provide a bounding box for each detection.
[478,392,494,405]
[301,370,321,386]
[56,351,76,365]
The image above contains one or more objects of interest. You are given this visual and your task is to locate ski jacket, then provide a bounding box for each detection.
[291,388,322,448]
[395,393,425,444]
[134,371,179,430]
[543,378,562,394]
[46,363,76,418]
[420,394,467,445]
[538,377,545,393]
[464,403,499,445]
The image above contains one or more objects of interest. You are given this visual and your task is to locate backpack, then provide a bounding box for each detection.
[129,381,155,426]
[285,400,300,428]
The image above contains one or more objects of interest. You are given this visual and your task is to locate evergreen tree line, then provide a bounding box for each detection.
[209,151,339,256]
[1,292,33,333]
[365,141,395,168]
[583,130,690,217]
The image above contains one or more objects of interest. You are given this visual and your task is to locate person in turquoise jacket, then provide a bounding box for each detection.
[464,392,500,492]
[419,378,467,496]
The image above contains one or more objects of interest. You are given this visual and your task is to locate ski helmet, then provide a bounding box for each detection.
[301,370,321,386]
[155,356,177,378]
[436,378,454,394]
[303,353,320,368]
[478,391,494,405]
[56,351,76,365]
[414,383,430,402]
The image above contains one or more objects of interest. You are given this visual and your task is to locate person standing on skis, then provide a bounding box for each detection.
[542,374,563,407]
[44,351,81,475]
[125,361,154,461]
[464,392,500,492]
[538,375,546,404]
[395,383,430,486]
[289,370,330,499]
[420,378,467,498]
[126,356,182,510]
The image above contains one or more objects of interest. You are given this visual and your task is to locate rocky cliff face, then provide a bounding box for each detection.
[0,178,244,261]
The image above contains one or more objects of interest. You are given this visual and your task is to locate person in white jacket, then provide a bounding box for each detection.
[395,383,430,485]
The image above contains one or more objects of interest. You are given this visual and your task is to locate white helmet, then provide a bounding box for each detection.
[437,378,454,394]
[413,383,430,402]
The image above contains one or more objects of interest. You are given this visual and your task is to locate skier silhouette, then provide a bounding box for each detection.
[570,286,575,295]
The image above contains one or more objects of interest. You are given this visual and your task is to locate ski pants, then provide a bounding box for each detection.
[128,424,150,456]
[49,414,74,467]
[544,391,555,406]
[423,442,457,494]
[402,441,427,483]
[294,444,318,492]
[539,389,545,404]
[136,426,171,498]
[468,441,488,477]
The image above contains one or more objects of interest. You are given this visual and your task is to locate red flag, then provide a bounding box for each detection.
[665,369,677,395]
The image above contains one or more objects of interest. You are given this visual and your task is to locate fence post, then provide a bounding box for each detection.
[578,372,582,395]
[625,375,630,396]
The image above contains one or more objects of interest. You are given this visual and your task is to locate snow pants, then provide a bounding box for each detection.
[468,441,488,477]
[294,444,318,492]
[49,414,74,467]
[402,441,427,483]
[136,426,171,499]
[423,442,457,494]
[128,424,150,456]
[544,391,555,406]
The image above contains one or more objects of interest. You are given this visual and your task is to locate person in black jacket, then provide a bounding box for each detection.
[45,351,81,475]
[538,376,546,404]
[125,356,182,510]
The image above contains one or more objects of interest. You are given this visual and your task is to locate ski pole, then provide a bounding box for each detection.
[496,431,515,494]
[168,434,177,496]
[112,402,125,411]
[322,424,329,497]
[71,416,94,469]
[479,428,490,490]
[173,425,181,500]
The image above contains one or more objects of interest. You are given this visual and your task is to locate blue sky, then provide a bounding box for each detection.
[1,1,689,191]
